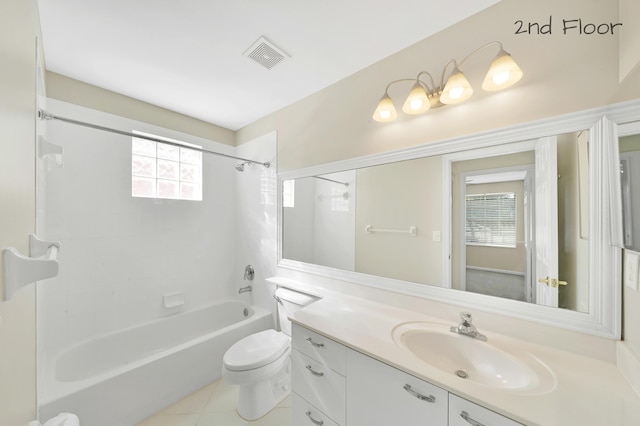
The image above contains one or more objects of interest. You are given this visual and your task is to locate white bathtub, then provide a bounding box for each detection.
[39,300,272,426]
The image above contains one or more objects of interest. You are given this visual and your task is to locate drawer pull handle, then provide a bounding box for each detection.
[403,384,435,403]
[305,410,324,425]
[306,365,325,377]
[460,411,486,426]
[306,337,325,348]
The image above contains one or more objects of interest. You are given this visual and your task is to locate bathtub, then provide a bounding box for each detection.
[39,300,272,426]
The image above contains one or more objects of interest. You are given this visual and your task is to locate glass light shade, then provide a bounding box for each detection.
[372,94,398,123]
[482,50,523,91]
[440,68,473,104]
[402,82,430,115]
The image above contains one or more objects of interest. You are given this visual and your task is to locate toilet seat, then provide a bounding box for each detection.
[223,329,290,371]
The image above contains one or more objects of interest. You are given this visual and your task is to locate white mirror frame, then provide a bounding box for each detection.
[278,100,640,339]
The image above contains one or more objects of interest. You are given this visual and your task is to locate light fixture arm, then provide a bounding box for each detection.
[458,41,503,68]
[383,78,420,94]
[416,71,437,93]
[439,59,459,88]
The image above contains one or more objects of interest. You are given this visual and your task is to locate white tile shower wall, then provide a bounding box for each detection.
[234,132,278,315]
[38,99,241,363]
[312,170,356,271]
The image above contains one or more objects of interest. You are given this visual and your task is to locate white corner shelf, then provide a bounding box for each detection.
[3,234,60,301]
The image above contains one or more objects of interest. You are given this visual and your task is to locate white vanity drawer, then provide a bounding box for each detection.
[292,349,346,425]
[292,392,342,426]
[346,349,448,426]
[292,323,347,375]
[449,394,523,426]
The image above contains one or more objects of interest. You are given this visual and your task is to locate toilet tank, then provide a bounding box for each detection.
[275,287,318,336]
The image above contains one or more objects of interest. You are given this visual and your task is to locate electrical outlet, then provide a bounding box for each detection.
[624,250,640,290]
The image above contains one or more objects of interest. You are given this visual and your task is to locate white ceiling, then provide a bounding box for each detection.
[38,0,499,131]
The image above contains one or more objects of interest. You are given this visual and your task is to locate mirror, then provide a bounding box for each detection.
[282,131,589,313]
[283,157,444,285]
[620,133,640,252]
[279,106,627,338]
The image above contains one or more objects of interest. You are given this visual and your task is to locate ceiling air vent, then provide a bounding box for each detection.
[243,36,289,70]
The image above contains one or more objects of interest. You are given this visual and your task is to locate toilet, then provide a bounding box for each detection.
[222,287,318,420]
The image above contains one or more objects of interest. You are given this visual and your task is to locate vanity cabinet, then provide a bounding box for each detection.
[292,393,341,426]
[449,394,523,426]
[291,324,347,426]
[346,349,448,425]
[292,324,522,426]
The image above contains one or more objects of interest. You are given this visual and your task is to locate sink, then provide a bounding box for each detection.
[392,322,555,392]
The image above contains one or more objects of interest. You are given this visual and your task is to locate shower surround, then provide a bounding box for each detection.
[36,99,277,420]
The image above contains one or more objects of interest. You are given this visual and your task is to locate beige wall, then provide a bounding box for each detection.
[557,132,589,312]
[355,157,442,285]
[46,72,236,146]
[238,0,631,170]
[0,0,41,423]
[619,0,640,82]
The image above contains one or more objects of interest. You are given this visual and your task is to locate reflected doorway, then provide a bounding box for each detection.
[459,166,535,303]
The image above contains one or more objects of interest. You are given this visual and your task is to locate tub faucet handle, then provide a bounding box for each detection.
[244,265,255,281]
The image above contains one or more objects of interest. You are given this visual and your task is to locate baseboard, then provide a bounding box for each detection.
[617,341,640,396]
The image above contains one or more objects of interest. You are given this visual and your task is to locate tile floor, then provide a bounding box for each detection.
[135,379,291,426]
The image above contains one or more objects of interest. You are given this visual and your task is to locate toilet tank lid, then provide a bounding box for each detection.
[275,287,318,306]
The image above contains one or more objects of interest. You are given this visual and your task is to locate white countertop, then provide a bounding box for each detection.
[290,293,640,426]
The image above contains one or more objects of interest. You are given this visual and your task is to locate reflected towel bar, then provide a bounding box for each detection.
[317,192,349,201]
[365,225,417,236]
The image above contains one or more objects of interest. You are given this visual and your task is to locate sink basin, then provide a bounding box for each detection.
[392,322,555,392]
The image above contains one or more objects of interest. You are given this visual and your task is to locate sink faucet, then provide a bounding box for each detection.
[450,312,487,341]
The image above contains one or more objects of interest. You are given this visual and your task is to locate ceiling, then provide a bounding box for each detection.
[37,0,499,131]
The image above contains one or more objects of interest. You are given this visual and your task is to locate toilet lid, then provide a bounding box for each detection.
[224,329,290,371]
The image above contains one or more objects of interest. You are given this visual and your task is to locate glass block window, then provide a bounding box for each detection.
[465,192,516,247]
[283,180,295,208]
[132,132,202,200]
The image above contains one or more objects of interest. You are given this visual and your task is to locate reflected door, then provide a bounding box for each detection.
[534,136,559,307]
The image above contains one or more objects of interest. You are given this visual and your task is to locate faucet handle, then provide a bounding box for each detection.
[460,312,473,325]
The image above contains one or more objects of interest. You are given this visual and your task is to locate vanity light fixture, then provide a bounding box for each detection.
[372,41,523,123]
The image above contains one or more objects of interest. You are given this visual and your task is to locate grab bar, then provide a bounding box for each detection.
[365,225,417,237]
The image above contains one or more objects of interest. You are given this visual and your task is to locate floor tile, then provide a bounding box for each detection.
[197,411,248,426]
[157,383,217,415]
[250,407,290,425]
[276,395,291,408]
[139,378,291,426]
[144,413,201,426]
[203,380,240,412]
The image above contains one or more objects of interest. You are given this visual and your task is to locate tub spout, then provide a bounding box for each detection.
[239,285,252,294]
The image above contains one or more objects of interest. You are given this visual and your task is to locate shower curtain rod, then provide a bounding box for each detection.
[38,109,270,168]
[314,176,349,186]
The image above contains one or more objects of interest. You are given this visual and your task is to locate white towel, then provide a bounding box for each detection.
[43,413,79,426]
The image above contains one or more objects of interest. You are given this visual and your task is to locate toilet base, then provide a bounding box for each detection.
[236,375,291,421]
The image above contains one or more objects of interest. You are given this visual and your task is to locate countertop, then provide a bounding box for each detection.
[290,293,640,426]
